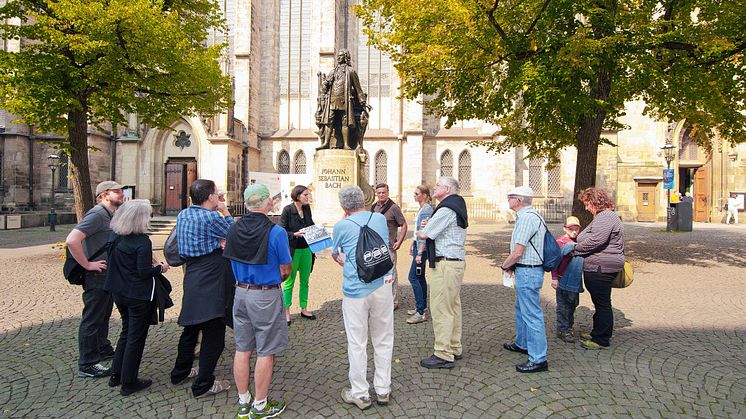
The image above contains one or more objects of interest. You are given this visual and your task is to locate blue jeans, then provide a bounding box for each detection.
[514,267,548,363]
[407,249,428,314]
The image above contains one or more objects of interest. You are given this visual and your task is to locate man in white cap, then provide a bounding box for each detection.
[500,186,549,373]
[65,180,124,378]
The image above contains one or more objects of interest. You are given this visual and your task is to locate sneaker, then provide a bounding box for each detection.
[78,363,111,378]
[406,312,427,324]
[341,389,372,410]
[237,402,251,419]
[249,399,287,419]
[407,308,428,316]
[188,367,199,378]
[579,331,592,340]
[376,392,390,406]
[580,339,609,350]
[557,330,575,343]
[197,379,231,397]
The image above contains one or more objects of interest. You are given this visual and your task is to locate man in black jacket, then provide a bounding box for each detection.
[416,177,468,369]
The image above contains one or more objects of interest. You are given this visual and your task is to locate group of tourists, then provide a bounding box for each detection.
[65,176,625,418]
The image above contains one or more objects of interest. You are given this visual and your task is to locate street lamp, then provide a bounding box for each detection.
[48,154,60,232]
[662,143,676,231]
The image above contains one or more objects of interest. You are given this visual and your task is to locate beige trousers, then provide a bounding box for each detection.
[428,259,465,361]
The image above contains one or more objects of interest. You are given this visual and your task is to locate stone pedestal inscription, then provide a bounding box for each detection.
[313,149,358,226]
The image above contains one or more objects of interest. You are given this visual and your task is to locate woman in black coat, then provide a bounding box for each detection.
[279,185,316,324]
[105,199,169,396]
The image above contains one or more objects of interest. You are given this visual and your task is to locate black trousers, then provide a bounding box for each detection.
[583,271,617,347]
[110,295,154,385]
[79,272,114,368]
[171,317,226,396]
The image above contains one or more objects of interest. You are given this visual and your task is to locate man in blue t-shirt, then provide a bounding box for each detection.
[223,183,291,419]
[331,185,394,410]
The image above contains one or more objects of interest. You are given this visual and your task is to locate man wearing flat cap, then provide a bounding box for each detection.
[500,186,549,373]
[66,180,125,378]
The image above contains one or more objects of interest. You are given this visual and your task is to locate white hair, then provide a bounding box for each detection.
[339,185,365,211]
[438,176,460,195]
[110,199,152,236]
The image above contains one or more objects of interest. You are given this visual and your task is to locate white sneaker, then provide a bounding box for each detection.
[407,308,428,316]
[341,389,372,410]
[406,312,427,324]
[188,367,199,378]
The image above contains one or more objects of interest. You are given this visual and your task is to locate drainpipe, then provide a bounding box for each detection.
[110,127,117,181]
[28,126,35,210]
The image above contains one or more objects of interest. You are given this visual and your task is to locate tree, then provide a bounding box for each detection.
[357,0,745,223]
[0,0,232,219]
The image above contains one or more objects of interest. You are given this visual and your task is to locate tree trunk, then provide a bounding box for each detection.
[572,68,611,227]
[67,108,95,221]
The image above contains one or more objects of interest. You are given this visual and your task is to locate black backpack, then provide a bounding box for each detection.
[528,212,563,272]
[346,213,393,283]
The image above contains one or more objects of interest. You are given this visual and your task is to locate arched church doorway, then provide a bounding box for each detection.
[164,158,197,215]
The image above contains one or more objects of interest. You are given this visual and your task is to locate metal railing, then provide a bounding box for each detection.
[533,200,573,224]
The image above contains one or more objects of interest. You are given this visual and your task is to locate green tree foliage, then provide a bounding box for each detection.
[0,0,232,218]
[357,0,745,222]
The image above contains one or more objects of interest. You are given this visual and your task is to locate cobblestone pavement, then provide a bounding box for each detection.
[1,222,745,418]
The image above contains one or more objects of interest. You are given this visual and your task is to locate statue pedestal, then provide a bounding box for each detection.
[312,149,359,227]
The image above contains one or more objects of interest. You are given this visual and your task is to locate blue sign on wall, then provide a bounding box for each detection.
[663,169,674,190]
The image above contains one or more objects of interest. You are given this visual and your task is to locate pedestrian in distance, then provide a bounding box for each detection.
[225,183,291,419]
[104,199,169,396]
[500,186,550,373]
[65,180,124,378]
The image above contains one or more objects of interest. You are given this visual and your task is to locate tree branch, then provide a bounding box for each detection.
[475,0,508,41]
[696,41,746,67]
[525,0,551,36]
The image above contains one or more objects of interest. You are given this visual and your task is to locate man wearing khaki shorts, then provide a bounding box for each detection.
[224,183,292,419]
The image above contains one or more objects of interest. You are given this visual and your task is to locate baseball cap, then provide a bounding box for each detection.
[507,186,533,197]
[243,183,270,206]
[564,216,581,227]
[95,180,124,195]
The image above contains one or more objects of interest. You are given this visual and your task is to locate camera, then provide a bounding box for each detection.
[415,266,422,276]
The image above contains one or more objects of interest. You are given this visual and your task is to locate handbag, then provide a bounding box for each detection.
[611,261,634,288]
[63,243,109,286]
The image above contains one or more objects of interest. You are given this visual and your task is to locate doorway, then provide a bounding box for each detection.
[164,159,197,215]
[635,182,659,222]
[692,166,709,222]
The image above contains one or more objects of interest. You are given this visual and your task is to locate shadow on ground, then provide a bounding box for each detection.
[2,284,743,418]
[468,224,746,269]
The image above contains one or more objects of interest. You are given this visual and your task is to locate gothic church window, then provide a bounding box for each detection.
[278,150,290,174]
[529,158,543,196]
[58,154,70,191]
[547,159,562,197]
[279,0,313,129]
[458,150,471,193]
[358,18,392,129]
[440,150,453,177]
[375,150,387,184]
[293,150,306,174]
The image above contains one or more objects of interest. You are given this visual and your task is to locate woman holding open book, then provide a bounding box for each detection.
[280,185,317,325]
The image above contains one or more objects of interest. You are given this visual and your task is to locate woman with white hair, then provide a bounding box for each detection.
[104,199,169,396]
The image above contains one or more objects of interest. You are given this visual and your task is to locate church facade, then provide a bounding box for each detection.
[2,0,744,226]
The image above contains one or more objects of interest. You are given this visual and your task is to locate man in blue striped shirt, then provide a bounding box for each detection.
[500,186,549,373]
[171,179,235,397]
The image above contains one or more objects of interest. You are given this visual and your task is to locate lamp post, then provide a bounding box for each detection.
[48,154,60,232]
[662,143,676,231]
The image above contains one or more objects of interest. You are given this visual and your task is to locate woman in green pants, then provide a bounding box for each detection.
[279,185,316,325]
